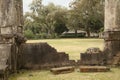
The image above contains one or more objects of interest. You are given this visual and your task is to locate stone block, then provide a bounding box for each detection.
[103,31,120,41]
[0,44,11,60]
[80,66,110,72]
[80,53,106,65]
[0,44,11,80]
[50,66,75,74]
[0,35,14,44]
[1,27,12,35]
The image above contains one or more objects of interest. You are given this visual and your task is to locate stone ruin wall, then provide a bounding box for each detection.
[79,0,120,66]
[104,0,120,65]
[0,0,24,73]
[20,43,75,70]
[79,53,106,66]
[0,0,75,73]
[0,1,120,80]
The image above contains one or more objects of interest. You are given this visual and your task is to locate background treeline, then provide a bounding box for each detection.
[24,0,104,39]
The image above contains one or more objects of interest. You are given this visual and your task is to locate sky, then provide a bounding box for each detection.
[23,0,73,12]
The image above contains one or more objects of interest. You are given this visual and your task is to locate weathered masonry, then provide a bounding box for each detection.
[0,0,120,80]
[20,43,75,69]
[0,0,26,79]
[0,1,75,79]
[0,0,26,73]
[104,0,120,65]
[79,0,120,66]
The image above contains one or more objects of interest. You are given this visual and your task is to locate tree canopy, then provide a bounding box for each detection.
[69,0,104,37]
[24,0,105,39]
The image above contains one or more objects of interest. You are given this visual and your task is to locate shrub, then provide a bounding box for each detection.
[24,30,35,39]
[60,33,86,38]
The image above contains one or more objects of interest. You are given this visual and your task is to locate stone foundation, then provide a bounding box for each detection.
[104,31,120,65]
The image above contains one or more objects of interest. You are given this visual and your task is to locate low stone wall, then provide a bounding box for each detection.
[20,43,75,69]
[79,53,107,66]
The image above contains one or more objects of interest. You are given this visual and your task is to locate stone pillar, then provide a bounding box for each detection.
[0,0,25,72]
[104,0,120,64]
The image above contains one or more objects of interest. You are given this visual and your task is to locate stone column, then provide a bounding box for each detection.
[104,0,120,64]
[0,0,23,38]
[0,0,25,72]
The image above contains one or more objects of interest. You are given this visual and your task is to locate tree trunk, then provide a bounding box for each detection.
[86,28,90,38]
[74,29,78,37]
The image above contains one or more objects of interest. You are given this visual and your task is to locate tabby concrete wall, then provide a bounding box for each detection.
[19,43,75,69]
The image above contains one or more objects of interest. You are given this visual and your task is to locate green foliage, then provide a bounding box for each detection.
[23,0,105,39]
[60,33,86,38]
[24,30,35,39]
[24,0,68,39]
[54,23,68,35]
[35,33,48,39]
[69,0,104,37]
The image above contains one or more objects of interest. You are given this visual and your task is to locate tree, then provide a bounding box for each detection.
[52,10,68,35]
[67,10,83,37]
[24,0,69,39]
[70,0,104,37]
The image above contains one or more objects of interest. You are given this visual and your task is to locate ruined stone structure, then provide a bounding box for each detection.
[0,0,26,76]
[0,0,27,79]
[20,43,75,69]
[78,0,120,66]
[80,52,106,66]
[104,0,120,65]
[78,48,107,66]
[0,0,120,79]
[0,1,75,79]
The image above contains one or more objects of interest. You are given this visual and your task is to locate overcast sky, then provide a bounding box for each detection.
[23,0,72,12]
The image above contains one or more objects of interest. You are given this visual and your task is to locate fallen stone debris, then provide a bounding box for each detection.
[50,66,75,74]
[80,66,110,72]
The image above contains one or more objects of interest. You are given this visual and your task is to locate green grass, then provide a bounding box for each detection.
[9,39,120,80]
[9,68,120,80]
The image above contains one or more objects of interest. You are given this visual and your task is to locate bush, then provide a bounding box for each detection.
[24,30,35,39]
[47,33,58,39]
[24,30,59,39]
[60,33,86,38]
[35,33,50,39]
[39,33,48,39]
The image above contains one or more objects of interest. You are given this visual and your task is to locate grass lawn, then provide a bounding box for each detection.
[9,39,120,80]
[9,68,120,80]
